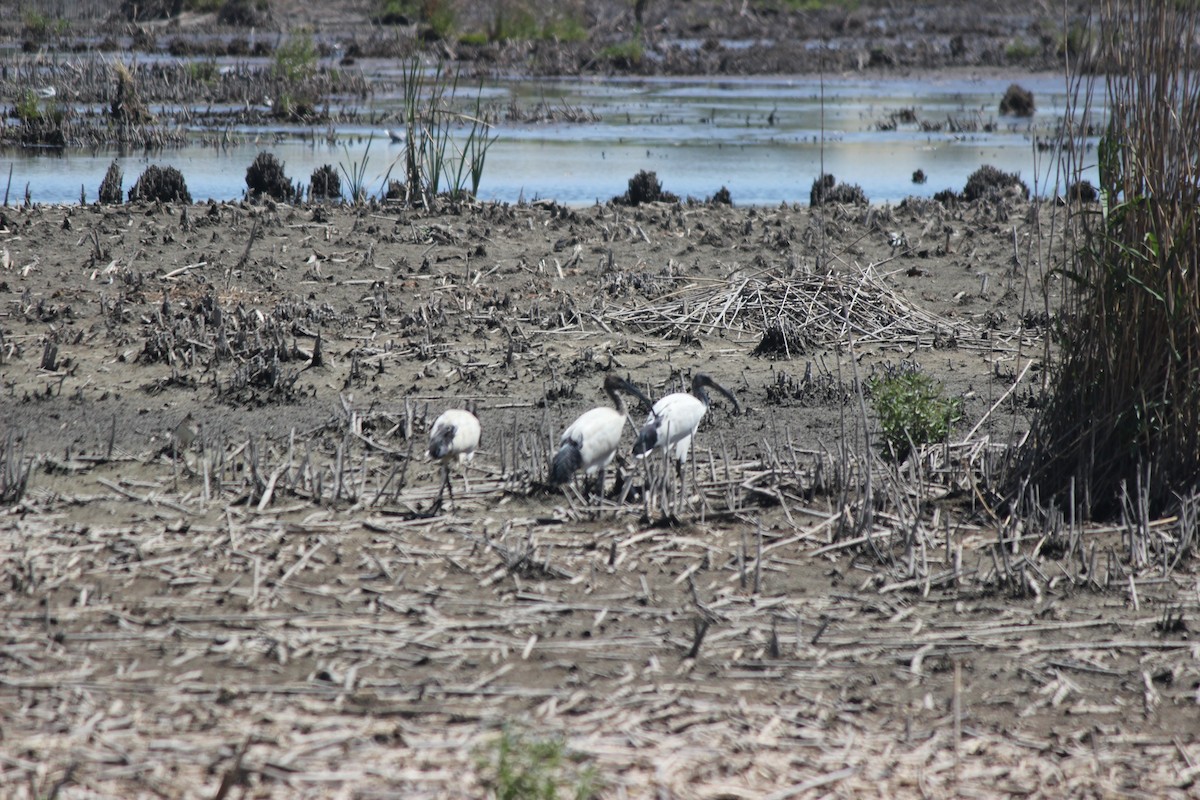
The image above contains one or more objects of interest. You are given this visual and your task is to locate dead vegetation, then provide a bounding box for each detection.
[245,151,301,203]
[128,164,193,203]
[1,185,1198,795]
[0,54,372,147]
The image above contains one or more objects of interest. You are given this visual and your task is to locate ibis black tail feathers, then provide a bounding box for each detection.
[632,422,657,458]
[550,441,583,485]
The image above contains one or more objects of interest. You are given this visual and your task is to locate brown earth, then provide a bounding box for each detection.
[2,193,1198,799]
[2,2,1200,799]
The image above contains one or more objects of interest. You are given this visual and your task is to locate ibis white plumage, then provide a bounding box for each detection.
[551,375,651,497]
[633,373,740,472]
[427,408,480,510]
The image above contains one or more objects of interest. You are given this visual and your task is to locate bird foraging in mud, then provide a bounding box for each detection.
[633,373,741,475]
[551,375,651,498]
[427,408,480,511]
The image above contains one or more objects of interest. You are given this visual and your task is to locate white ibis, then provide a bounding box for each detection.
[427,408,480,510]
[551,375,651,497]
[633,373,740,474]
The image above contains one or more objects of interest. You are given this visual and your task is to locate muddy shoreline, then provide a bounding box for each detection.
[0,193,1045,459]
[8,1,1085,79]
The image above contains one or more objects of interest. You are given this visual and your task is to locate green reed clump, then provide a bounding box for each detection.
[868,365,962,461]
[1014,0,1200,517]
[453,2,586,44]
[272,32,318,84]
[270,31,320,121]
[337,137,380,205]
[372,0,456,38]
[397,57,496,207]
[21,9,68,42]
[14,90,41,124]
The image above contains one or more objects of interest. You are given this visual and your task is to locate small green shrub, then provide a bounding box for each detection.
[1004,39,1040,61]
[1057,22,1091,60]
[601,39,644,67]
[272,91,317,122]
[185,60,220,83]
[14,90,41,124]
[371,0,414,25]
[273,32,318,83]
[458,30,489,45]
[22,10,69,39]
[491,5,539,41]
[477,728,599,800]
[868,366,962,460]
[217,0,271,26]
[372,0,456,36]
[542,14,587,42]
[463,3,586,43]
[426,1,457,38]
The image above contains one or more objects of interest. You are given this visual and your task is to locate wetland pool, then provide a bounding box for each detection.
[1,70,1095,207]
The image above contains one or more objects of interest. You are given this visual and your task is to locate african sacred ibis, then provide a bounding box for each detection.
[551,375,651,497]
[427,408,480,510]
[633,373,740,474]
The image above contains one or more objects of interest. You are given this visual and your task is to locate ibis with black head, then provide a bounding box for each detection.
[551,374,651,497]
[632,373,740,474]
[427,408,480,510]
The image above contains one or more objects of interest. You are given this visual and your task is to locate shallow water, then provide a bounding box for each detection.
[1,70,1094,207]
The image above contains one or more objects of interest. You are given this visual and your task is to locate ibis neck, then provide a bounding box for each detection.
[608,388,627,416]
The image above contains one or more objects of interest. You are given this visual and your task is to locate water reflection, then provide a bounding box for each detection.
[0,71,1094,206]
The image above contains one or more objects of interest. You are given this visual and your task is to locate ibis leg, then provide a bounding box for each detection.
[432,464,450,512]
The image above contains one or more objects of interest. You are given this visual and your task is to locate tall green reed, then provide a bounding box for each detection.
[1013,0,1200,517]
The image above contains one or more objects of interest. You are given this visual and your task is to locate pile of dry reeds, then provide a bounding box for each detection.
[1014,0,1200,517]
[602,267,1004,351]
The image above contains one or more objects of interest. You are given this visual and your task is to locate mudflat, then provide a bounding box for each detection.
[3,2,1198,799]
